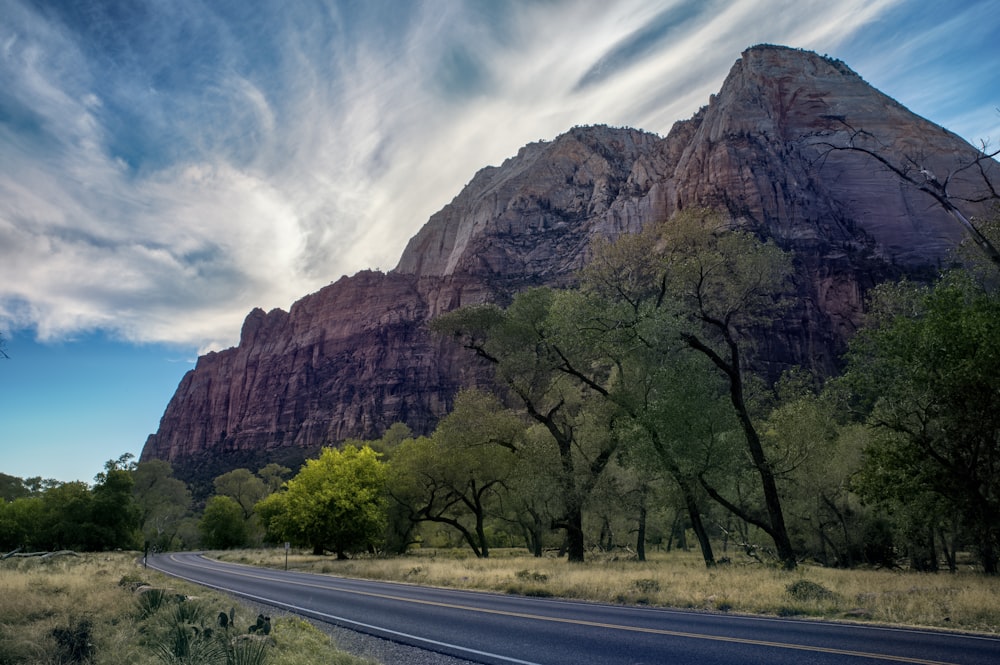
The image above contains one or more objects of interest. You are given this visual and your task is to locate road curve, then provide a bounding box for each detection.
[148,552,999,665]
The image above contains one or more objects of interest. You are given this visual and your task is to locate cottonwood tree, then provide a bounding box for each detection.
[557,225,736,568]
[498,423,567,557]
[433,290,622,562]
[212,468,269,545]
[846,270,1000,573]
[257,463,291,494]
[90,460,142,550]
[0,495,43,549]
[387,389,522,558]
[199,495,248,549]
[758,380,882,567]
[550,209,798,568]
[132,460,192,551]
[0,473,31,501]
[256,445,387,558]
[653,209,798,569]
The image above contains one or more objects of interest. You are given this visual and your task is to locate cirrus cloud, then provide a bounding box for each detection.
[2,0,996,352]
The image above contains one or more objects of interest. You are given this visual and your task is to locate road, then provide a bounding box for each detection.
[148,552,999,665]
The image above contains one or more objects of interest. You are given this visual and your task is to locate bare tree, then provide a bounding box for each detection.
[816,119,1000,266]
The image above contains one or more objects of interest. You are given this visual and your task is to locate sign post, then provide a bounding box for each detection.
[284,542,290,571]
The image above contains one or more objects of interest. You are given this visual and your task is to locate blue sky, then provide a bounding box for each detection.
[1,0,998,484]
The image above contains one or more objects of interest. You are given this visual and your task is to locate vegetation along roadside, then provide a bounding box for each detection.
[0,550,374,665]
[215,547,1000,636]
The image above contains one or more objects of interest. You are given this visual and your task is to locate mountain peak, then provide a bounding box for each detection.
[141,46,999,484]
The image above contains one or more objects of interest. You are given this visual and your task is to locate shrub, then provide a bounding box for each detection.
[51,618,94,663]
[786,579,835,601]
[633,578,660,594]
[515,569,548,582]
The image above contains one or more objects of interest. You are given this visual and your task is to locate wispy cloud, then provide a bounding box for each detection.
[1,0,992,352]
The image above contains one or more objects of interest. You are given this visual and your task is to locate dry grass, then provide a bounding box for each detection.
[0,551,374,665]
[217,547,1000,635]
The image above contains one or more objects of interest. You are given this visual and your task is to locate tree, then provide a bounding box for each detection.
[37,481,93,550]
[199,495,249,549]
[560,231,737,568]
[498,424,566,557]
[433,290,620,562]
[257,463,291,493]
[0,496,43,549]
[90,463,142,550]
[256,445,387,558]
[0,458,141,551]
[213,469,268,520]
[387,390,521,558]
[816,120,1000,266]
[846,270,1000,573]
[133,460,192,551]
[0,473,31,502]
[759,381,880,567]
[655,209,798,568]
[557,208,798,567]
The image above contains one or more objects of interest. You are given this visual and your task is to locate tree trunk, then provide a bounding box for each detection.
[684,489,716,568]
[683,331,797,570]
[475,512,489,559]
[561,507,586,563]
[636,503,647,562]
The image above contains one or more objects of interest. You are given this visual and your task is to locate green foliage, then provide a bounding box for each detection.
[256,463,292,494]
[143,595,273,665]
[133,460,193,551]
[214,469,268,520]
[430,208,800,567]
[91,467,143,550]
[387,390,522,557]
[0,472,32,502]
[434,287,622,562]
[257,445,387,557]
[209,468,271,547]
[0,457,143,551]
[200,496,250,550]
[785,579,835,602]
[847,270,1000,572]
[0,496,43,549]
[137,586,173,619]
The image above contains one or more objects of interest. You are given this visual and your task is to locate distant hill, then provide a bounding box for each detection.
[140,45,1000,487]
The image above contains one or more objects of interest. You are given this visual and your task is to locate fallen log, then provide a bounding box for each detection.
[5,550,80,559]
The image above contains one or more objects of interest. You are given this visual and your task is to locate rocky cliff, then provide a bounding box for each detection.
[141,45,999,483]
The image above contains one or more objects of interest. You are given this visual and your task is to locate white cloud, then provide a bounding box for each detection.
[1,0,992,351]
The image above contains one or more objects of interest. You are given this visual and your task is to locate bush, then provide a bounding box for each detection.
[786,579,835,601]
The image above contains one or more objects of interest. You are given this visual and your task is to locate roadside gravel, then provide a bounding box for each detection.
[238,597,478,665]
[314,618,480,665]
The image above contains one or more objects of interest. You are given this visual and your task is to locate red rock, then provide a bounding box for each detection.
[141,46,999,483]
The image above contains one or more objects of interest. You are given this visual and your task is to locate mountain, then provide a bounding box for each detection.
[140,45,1000,485]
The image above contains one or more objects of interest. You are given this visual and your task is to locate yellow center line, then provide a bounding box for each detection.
[173,556,958,665]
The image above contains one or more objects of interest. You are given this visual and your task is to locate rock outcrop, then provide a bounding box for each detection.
[141,45,999,484]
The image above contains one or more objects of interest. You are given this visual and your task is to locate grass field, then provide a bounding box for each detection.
[216,547,1000,635]
[0,551,374,665]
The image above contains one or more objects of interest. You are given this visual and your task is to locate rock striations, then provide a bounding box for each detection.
[141,45,999,484]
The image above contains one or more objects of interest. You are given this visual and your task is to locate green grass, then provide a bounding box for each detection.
[216,547,1000,635]
[0,551,374,665]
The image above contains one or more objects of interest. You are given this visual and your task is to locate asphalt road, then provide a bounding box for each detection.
[148,552,1000,665]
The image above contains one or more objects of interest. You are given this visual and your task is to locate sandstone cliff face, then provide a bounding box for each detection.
[142,45,999,481]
